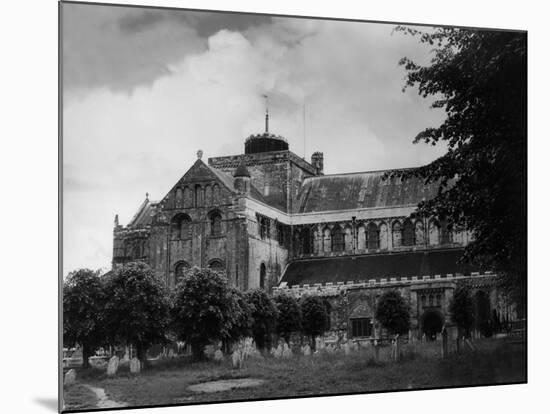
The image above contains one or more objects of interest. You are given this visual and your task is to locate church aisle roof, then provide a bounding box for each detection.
[280,248,478,287]
[296,169,441,213]
[127,198,160,228]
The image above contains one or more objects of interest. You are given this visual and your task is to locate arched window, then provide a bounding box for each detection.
[171,213,192,240]
[174,261,190,284]
[367,222,379,250]
[204,185,213,206]
[195,185,203,207]
[344,226,353,251]
[402,219,415,246]
[208,259,224,273]
[436,294,442,306]
[301,227,311,255]
[260,263,266,289]
[415,220,425,246]
[312,229,320,254]
[212,184,220,205]
[379,223,388,249]
[175,187,183,208]
[429,220,440,246]
[392,221,402,248]
[440,218,451,245]
[357,225,366,250]
[429,294,434,307]
[183,186,193,208]
[209,211,222,236]
[332,225,344,252]
[323,227,332,253]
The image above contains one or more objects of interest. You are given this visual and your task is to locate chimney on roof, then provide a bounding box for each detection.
[311,152,324,175]
[233,157,251,195]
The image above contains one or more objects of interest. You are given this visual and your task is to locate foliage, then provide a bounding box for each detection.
[226,288,254,343]
[274,294,302,342]
[245,289,279,350]
[449,286,475,336]
[393,27,527,312]
[375,290,410,335]
[103,262,171,365]
[300,295,328,347]
[63,268,106,368]
[172,267,244,359]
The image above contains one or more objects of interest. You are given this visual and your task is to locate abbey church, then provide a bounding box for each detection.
[112,119,516,340]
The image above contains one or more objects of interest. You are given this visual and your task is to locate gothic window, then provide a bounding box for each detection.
[208,259,224,273]
[379,223,388,249]
[204,185,213,206]
[183,187,193,208]
[344,226,353,252]
[174,261,190,284]
[209,211,222,236]
[429,220,440,246]
[212,184,220,205]
[312,228,320,254]
[415,220,425,246]
[421,294,427,307]
[357,225,366,250]
[402,219,415,246]
[175,187,183,208]
[259,216,270,239]
[440,218,451,245]
[171,213,192,239]
[260,263,266,289]
[351,318,372,338]
[195,185,203,207]
[323,227,332,253]
[332,225,344,252]
[367,222,379,249]
[392,221,402,248]
[429,294,434,306]
[301,227,312,254]
[436,294,442,306]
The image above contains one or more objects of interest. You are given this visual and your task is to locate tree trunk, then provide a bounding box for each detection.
[191,342,205,361]
[135,343,148,369]
[82,343,91,369]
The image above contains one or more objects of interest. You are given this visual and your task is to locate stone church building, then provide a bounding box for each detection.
[112,122,514,341]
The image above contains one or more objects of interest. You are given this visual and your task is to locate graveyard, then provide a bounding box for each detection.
[63,336,526,411]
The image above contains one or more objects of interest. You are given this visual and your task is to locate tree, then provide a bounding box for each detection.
[375,290,410,335]
[103,262,171,366]
[172,267,243,360]
[63,269,106,369]
[274,294,302,343]
[245,289,278,351]
[450,286,475,337]
[300,295,328,349]
[393,27,527,314]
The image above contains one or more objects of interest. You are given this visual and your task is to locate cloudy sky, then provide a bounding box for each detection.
[62,2,447,275]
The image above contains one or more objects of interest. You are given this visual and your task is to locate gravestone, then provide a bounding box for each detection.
[282,342,292,358]
[343,342,351,355]
[214,349,223,362]
[302,344,311,356]
[130,357,141,374]
[168,349,175,358]
[273,344,283,359]
[232,349,243,369]
[64,369,76,386]
[107,356,119,376]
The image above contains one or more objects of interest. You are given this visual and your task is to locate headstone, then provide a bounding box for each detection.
[282,342,292,358]
[64,369,76,386]
[130,357,141,374]
[107,356,119,376]
[374,340,380,362]
[302,344,311,356]
[274,344,283,359]
[232,349,243,369]
[168,349,175,358]
[122,346,130,362]
[343,342,351,355]
[213,349,223,362]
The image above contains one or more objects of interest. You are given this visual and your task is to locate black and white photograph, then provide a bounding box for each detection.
[59,1,527,412]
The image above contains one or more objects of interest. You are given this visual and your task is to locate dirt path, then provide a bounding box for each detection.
[83,384,128,408]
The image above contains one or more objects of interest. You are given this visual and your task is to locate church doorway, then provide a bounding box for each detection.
[422,311,444,341]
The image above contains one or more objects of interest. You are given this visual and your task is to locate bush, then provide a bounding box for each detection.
[103,262,171,366]
[300,295,328,349]
[245,289,278,351]
[274,294,302,343]
[375,290,410,335]
[172,267,244,360]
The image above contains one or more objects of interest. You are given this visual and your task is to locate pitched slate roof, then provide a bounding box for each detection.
[127,198,160,228]
[280,248,477,287]
[295,170,441,213]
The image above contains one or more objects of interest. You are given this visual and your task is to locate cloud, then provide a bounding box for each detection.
[62,7,447,275]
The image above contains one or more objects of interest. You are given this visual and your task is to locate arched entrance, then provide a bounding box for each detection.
[422,311,444,341]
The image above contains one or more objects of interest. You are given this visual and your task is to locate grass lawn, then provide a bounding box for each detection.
[63,338,526,411]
